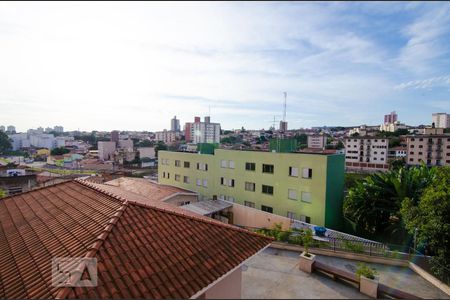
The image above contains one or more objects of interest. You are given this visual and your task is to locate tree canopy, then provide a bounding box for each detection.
[0,131,12,154]
[51,147,70,156]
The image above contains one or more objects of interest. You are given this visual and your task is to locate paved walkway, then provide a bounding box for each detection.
[242,247,368,299]
[316,255,450,299]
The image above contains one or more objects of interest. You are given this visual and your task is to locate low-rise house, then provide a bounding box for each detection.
[0,180,271,299]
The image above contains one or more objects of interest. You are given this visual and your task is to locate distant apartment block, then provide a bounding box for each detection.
[155,129,181,144]
[406,135,450,166]
[384,111,398,124]
[345,137,389,171]
[98,141,116,161]
[53,125,64,133]
[184,116,221,144]
[158,149,345,228]
[6,125,15,134]
[0,125,4,132]
[432,113,450,128]
[111,130,119,143]
[279,121,288,132]
[307,134,327,149]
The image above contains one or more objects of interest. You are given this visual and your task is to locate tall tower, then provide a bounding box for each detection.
[171,116,180,132]
[279,92,288,132]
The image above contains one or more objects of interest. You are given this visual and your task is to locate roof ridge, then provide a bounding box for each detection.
[55,194,130,299]
[76,178,272,241]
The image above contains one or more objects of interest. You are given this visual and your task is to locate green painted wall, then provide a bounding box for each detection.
[269,138,297,153]
[158,149,345,227]
[324,154,345,230]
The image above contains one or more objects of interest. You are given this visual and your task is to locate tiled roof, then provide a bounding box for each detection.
[104,177,196,201]
[0,180,271,299]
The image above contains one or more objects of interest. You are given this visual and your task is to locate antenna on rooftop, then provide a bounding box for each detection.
[283,92,287,123]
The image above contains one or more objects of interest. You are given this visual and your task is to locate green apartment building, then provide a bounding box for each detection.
[158,149,345,229]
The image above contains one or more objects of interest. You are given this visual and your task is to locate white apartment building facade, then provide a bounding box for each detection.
[154,130,181,144]
[432,113,450,129]
[307,135,327,149]
[98,141,116,161]
[345,137,389,171]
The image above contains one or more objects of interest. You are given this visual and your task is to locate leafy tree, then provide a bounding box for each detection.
[0,131,12,154]
[389,158,406,171]
[351,132,360,137]
[336,140,344,149]
[154,141,167,157]
[343,165,436,240]
[137,140,154,147]
[295,133,307,145]
[401,167,450,283]
[51,147,70,156]
[389,137,401,148]
[303,228,314,255]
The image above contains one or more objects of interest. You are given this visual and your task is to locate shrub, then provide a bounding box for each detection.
[343,240,365,253]
[303,228,314,255]
[355,263,378,280]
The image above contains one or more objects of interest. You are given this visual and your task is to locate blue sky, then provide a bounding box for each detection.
[0,1,449,132]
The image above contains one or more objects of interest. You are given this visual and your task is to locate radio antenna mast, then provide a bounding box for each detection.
[283,92,287,122]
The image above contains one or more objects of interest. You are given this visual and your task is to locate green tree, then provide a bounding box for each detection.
[0,189,6,198]
[154,141,167,158]
[51,147,70,156]
[137,140,154,147]
[0,131,12,154]
[401,167,450,283]
[343,165,436,240]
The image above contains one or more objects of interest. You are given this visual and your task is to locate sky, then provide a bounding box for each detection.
[0,1,450,132]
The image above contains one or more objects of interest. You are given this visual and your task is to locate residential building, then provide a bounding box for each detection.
[53,125,64,133]
[111,130,119,143]
[9,133,30,150]
[388,146,407,159]
[185,116,221,144]
[158,148,345,228]
[380,121,407,132]
[345,137,389,171]
[348,125,367,137]
[117,138,133,150]
[154,129,181,144]
[384,111,398,124]
[406,134,450,166]
[6,125,15,134]
[29,133,56,149]
[279,121,288,132]
[171,115,180,132]
[0,125,4,132]
[307,134,327,149]
[432,113,450,128]
[138,147,155,159]
[423,127,445,135]
[0,168,37,196]
[0,180,271,299]
[98,141,116,161]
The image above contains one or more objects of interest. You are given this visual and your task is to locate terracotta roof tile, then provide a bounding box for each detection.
[0,179,272,299]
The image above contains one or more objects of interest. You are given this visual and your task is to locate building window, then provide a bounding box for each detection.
[288,189,297,200]
[175,160,181,167]
[287,211,297,220]
[228,179,235,187]
[220,177,226,185]
[245,162,256,171]
[410,152,414,155]
[227,196,235,202]
[300,215,311,223]
[244,201,255,208]
[205,163,208,171]
[289,167,298,177]
[262,164,274,174]
[409,158,413,162]
[419,145,423,148]
[184,161,190,168]
[262,185,274,195]
[175,174,180,181]
[301,192,311,203]
[219,195,225,200]
[261,205,273,213]
[197,162,200,170]
[181,201,190,206]
[245,182,255,191]
[167,173,170,179]
[221,160,227,168]
[183,176,190,183]
[203,179,208,188]
[229,160,235,169]
[302,168,312,179]
[196,179,201,186]
[162,172,166,178]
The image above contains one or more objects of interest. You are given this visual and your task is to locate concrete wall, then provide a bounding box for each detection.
[204,267,242,299]
[230,202,292,231]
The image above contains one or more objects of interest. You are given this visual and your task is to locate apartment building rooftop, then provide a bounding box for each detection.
[0,180,271,299]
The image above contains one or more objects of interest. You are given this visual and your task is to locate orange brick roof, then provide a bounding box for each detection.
[0,180,271,299]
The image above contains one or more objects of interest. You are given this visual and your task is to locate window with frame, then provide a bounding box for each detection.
[287,211,297,220]
[196,179,201,186]
[289,167,298,177]
[227,196,235,202]
[301,191,311,203]
[220,177,226,185]
[244,201,255,208]
[245,162,256,171]
[175,174,180,181]
[220,160,227,168]
[181,201,190,206]
[300,215,311,223]
[288,189,297,200]
[262,164,274,174]
[218,195,225,200]
[229,160,235,169]
[203,179,208,187]
[228,179,235,187]
[262,185,274,195]
[175,160,181,167]
[261,205,273,213]
[162,172,166,178]
[184,161,190,168]
[245,182,255,192]
[302,168,312,179]
[167,173,170,179]
[183,176,189,183]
